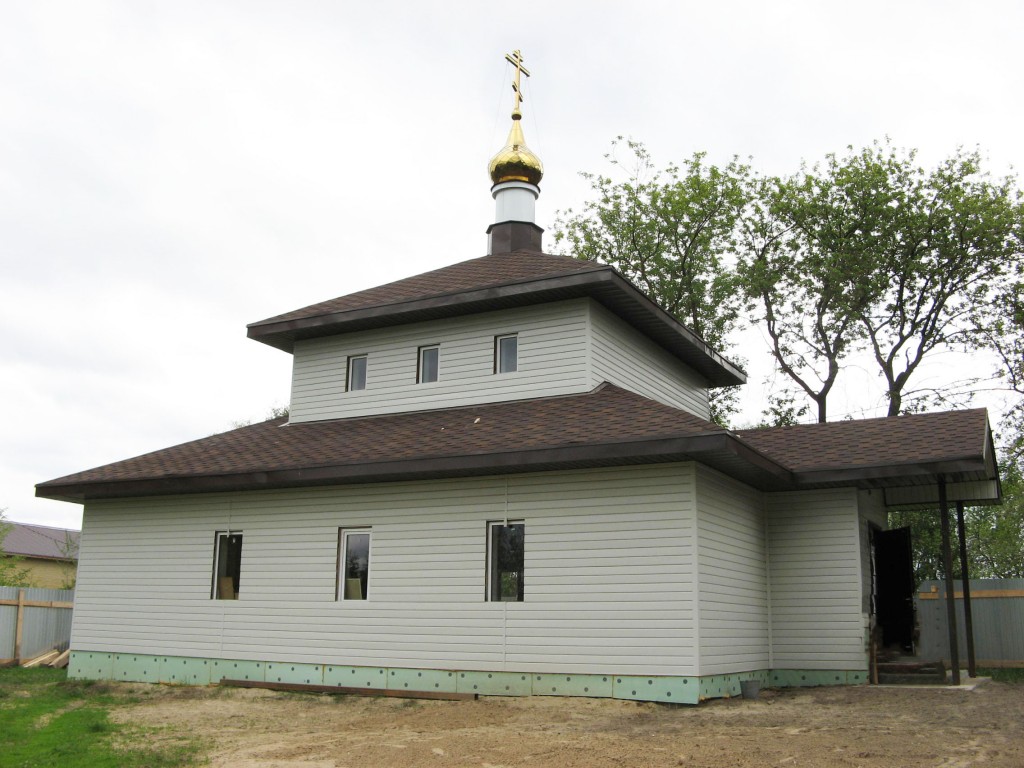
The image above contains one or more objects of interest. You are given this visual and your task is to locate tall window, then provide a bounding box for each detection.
[418,344,439,383]
[347,355,367,391]
[338,528,371,601]
[487,521,525,601]
[212,531,243,600]
[495,334,518,374]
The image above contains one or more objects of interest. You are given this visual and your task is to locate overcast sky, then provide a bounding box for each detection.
[3,1,1022,530]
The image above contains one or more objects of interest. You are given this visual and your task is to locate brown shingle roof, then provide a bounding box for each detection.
[36,387,733,501]
[735,409,993,480]
[255,251,606,326]
[245,251,746,387]
[36,386,996,504]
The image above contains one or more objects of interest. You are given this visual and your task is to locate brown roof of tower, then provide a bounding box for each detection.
[246,251,746,387]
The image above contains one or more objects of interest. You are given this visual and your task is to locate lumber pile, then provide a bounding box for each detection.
[19,648,71,669]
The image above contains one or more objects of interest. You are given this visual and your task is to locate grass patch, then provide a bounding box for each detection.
[0,667,204,767]
[978,667,1024,684]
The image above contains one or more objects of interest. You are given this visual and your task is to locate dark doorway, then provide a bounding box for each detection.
[873,527,916,652]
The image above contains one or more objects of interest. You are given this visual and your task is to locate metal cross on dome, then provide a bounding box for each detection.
[504,49,531,113]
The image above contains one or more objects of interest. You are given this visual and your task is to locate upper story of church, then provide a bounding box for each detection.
[246,51,745,425]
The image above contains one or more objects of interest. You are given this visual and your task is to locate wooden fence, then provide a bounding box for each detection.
[917,579,1024,667]
[0,586,75,665]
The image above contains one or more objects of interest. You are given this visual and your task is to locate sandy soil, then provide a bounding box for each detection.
[112,681,1024,767]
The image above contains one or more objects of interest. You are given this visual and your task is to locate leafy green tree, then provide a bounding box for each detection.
[739,142,1023,421]
[737,161,882,423]
[230,404,290,430]
[973,274,1024,464]
[967,462,1024,578]
[757,389,811,428]
[56,530,79,590]
[890,459,1024,584]
[0,509,31,588]
[554,139,751,425]
[849,144,1024,416]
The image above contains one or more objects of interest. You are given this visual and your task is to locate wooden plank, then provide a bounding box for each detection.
[22,650,60,668]
[13,590,25,663]
[50,649,71,669]
[0,599,74,609]
[219,678,477,701]
[918,589,1024,600]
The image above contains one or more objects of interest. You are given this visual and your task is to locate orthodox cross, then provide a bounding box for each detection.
[504,49,531,113]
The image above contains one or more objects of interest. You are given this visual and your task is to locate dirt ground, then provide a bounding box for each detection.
[113,680,1024,767]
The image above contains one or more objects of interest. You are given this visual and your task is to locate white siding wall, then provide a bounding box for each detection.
[694,466,770,674]
[289,298,714,424]
[588,302,711,419]
[71,464,700,676]
[765,488,867,670]
[289,301,592,422]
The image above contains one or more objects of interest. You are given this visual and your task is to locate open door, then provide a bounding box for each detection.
[873,527,916,653]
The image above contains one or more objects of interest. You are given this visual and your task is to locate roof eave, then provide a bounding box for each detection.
[35,432,792,503]
[792,457,991,488]
[788,412,1000,496]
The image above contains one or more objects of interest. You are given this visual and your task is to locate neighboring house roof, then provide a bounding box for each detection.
[246,251,746,387]
[36,384,996,503]
[3,522,80,561]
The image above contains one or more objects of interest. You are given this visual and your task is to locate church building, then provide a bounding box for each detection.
[37,53,1000,703]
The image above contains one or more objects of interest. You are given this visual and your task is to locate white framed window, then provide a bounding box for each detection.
[495,334,518,374]
[212,531,243,600]
[418,344,439,383]
[338,528,371,601]
[486,521,525,602]
[347,354,367,391]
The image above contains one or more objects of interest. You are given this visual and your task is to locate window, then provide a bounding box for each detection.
[495,334,518,374]
[212,531,243,600]
[487,521,525,601]
[347,354,367,391]
[418,344,439,383]
[338,528,371,600]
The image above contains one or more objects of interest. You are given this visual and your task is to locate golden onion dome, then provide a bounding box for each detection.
[488,110,544,186]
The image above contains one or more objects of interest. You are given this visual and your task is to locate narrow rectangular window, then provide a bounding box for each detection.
[418,344,439,383]
[338,528,371,601]
[487,521,525,601]
[347,355,367,391]
[495,334,518,374]
[212,531,243,600]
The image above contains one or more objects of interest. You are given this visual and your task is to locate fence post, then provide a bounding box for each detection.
[13,589,25,663]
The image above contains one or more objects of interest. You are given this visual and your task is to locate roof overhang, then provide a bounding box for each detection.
[246,268,746,387]
[784,418,1002,506]
[36,431,794,503]
[37,389,1001,508]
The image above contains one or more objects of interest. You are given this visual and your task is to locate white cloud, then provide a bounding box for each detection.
[1,0,1020,528]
